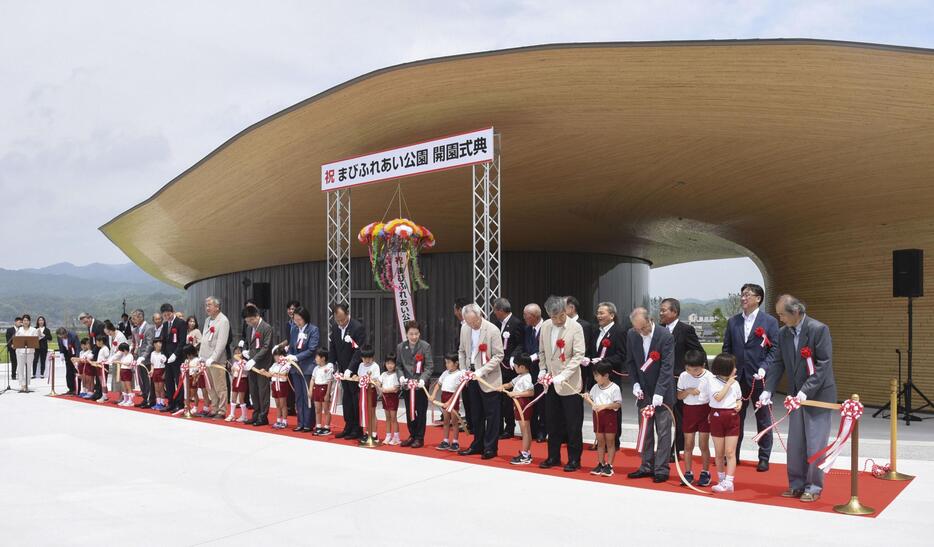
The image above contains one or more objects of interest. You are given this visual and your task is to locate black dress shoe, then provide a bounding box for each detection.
[400,437,415,447]
[458,448,483,456]
[653,474,670,483]
[481,451,497,460]
[301,427,313,433]
[563,461,580,472]
[535,435,546,443]
[499,432,514,440]
[757,459,770,472]
[159,406,173,413]
[539,458,560,469]
[140,403,152,409]
[411,438,424,448]
[292,426,304,432]
[252,419,269,426]
[627,470,653,479]
[334,430,348,438]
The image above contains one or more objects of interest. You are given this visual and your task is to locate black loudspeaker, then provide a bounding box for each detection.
[893,249,923,298]
[251,282,271,309]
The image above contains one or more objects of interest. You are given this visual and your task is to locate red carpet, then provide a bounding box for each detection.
[61,393,911,516]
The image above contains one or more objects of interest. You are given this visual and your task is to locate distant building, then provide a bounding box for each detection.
[687,313,719,342]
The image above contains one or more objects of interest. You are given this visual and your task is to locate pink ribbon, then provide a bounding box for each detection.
[406,379,418,416]
[329,373,342,415]
[358,375,370,429]
[809,399,864,472]
[636,405,655,453]
[519,373,552,415]
[752,395,800,443]
[445,371,474,413]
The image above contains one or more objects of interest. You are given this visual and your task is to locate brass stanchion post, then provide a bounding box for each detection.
[834,394,874,515]
[882,378,913,480]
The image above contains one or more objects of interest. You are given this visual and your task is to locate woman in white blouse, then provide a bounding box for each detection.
[15,314,39,387]
[186,316,202,351]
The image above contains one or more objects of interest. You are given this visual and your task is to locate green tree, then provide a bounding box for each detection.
[712,307,728,341]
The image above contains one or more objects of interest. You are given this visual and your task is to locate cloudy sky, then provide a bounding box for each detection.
[2,1,932,298]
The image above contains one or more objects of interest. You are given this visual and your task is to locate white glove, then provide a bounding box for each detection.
[205,360,213,368]
[136,356,144,365]
[238,340,245,348]
[795,390,808,403]
[529,353,538,362]
[590,357,602,365]
[580,357,591,367]
[632,383,643,399]
[344,370,354,380]
[509,357,515,370]
[758,390,772,406]
[652,394,663,407]
[167,354,177,364]
[537,370,546,381]
[753,367,765,380]
[473,367,485,379]
[418,379,425,388]
[242,350,251,359]
[245,359,256,371]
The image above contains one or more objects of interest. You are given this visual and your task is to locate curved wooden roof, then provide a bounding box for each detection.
[101,39,934,288]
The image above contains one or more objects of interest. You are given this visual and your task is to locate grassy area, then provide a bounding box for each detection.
[702,342,722,356]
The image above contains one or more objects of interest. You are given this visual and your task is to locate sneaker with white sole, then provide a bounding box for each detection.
[601,465,615,477]
[712,481,734,493]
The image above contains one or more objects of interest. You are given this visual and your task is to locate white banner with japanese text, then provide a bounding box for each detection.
[321,127,494,191]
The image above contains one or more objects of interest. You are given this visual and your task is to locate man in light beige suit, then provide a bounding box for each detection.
[456,303,504,459]
[199,296,231,419]
[538,295,586,472]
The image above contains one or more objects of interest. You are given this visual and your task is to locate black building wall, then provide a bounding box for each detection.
[185,251,649,371]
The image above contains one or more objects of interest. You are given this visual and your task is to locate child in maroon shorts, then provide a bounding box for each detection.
[677,349,712,486]
[703,353,742,494]
[114,343,135,406]
[430,354,465,452]
[504,354,535,465]
[584,361,622,477]
[310,349,334,435]
[378,354,401,445]
[226,346,250,422]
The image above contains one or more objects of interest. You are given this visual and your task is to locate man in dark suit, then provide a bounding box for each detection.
[659,298,705,458]
[243,304,275,426]
[519,303,546,442]
[118,314,133,339]
[761,294,836,502]
[722,283,779,471]
[589,301,631,448]
[6,317,22,380]
[625,307,675,483]
[492,297,524,439]
[565,296,594,355]
[328,303,366,440]
[55,327,80,395]
[159,303,188,412]
[79,313,107,400]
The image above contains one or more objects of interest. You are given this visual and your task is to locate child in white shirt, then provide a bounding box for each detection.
[584,361,622,477]
[504,354,536,465]
[352,346,381,444]
[113,343,136,406]
[149,339,168,411]
[676,349,713,487]
[92,338,111,403]
[75,338,94,398]
[430,354,465,452]
[378,355,401,445]
[226,346,249,422]
[309,349,334,435]
[702,353,743,493]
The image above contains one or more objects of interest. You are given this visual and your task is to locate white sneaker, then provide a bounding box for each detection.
[224,414,235,422]
[712,481,734,493]
[237,415,248,423]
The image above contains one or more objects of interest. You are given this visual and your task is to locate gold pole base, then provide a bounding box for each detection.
[46,391,60,397]
[183,410,193,419]
[833,496,875,516]
[880,470,913,481]
[358,435,381,448]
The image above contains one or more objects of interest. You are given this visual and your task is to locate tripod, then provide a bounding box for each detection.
[1,343,14,395]
[873,349,908,419]
[901,297,932,425]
